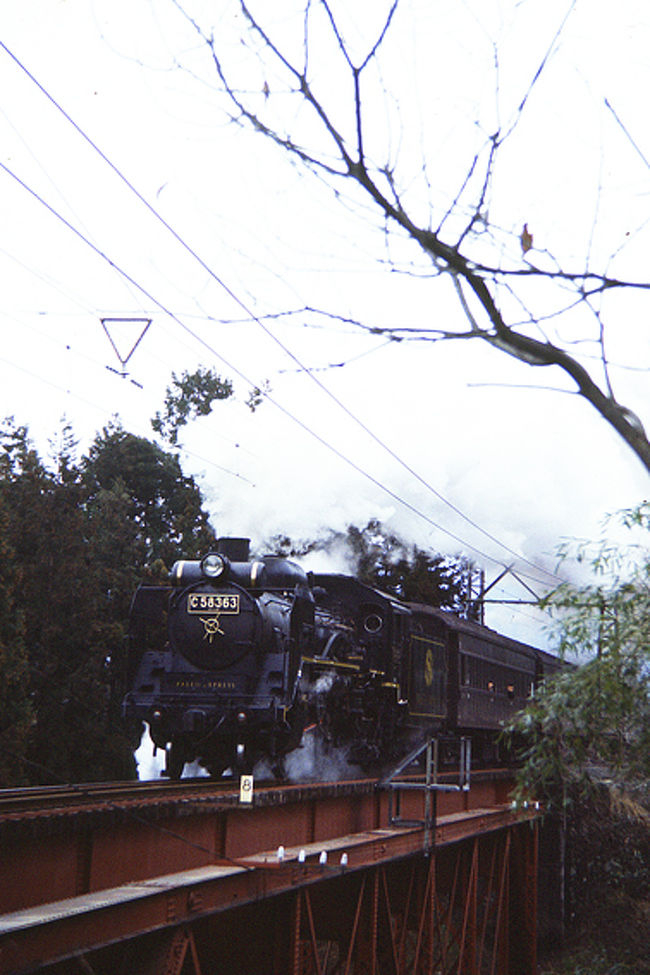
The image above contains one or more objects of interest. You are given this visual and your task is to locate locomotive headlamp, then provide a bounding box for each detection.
[201,553,226,579]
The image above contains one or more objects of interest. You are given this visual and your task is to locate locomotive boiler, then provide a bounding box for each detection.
[123,537,562,778]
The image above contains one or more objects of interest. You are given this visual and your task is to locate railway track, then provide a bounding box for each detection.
[0,765,509,821]
[0,773,391,822]
[0,776,243,817]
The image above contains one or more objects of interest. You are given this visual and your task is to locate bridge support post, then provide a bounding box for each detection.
[508,822,538,975]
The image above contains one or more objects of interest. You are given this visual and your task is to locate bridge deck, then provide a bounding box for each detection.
[0,805,537,974]
[0,772,542,974]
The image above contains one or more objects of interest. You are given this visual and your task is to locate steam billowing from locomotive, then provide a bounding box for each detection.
[123,537,562,779]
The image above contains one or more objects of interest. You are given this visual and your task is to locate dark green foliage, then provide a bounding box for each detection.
[85,421,216,566]
[266,519,466,610]
[0,416,216,786]
[245,380,271,412]
[151,367,233,444]
[539,787,650,975]
[345,521,466,609]
[506,505,650,970]
[510,654,650,804]
[0,489,33,786]
[507,502,650,808]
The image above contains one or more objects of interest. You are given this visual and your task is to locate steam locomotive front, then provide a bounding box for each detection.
[168,551,265,673]
[126,539,313,777]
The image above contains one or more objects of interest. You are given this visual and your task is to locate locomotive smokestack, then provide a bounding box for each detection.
[217,537,250,562]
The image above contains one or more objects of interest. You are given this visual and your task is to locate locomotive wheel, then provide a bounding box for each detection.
[203,758,230,779]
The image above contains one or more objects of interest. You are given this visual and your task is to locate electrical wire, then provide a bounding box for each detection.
[1,157,559,588]
[0,39,563,589]
[0,331,256,488]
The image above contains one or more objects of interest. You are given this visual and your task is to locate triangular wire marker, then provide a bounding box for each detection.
[101,317,152,374]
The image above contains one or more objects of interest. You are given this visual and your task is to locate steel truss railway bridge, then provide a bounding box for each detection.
[0,752,543,974]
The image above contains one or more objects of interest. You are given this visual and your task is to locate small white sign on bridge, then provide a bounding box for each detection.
[239,774,254,804]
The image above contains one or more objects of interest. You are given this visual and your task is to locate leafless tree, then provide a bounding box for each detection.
[171,0,650,472]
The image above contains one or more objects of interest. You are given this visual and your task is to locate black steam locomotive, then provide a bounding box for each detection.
[123,537,562,779]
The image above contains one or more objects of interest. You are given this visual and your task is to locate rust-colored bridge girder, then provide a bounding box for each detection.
[0,791,539,975]
[0,773,513,916]
[280,823,538,975]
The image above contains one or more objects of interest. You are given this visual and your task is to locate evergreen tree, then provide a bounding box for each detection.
[0,417,217,785]
[84,420,215,567]
[506,504,650,963]
[0,490,33,786]
[345,520,466,609]
[267,519,466,610]
[151,367,233,446]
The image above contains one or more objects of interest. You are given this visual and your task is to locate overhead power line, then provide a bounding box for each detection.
[1,158,549,584]
[0,40,563,588]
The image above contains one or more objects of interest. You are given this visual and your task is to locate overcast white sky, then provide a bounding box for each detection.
[1,0,648,648]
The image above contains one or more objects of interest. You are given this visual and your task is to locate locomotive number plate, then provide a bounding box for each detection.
[187,593,240,614]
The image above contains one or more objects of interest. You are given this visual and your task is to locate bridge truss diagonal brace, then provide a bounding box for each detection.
[139,926,203,975]
[0,814,539,975]
[277,821,538,975]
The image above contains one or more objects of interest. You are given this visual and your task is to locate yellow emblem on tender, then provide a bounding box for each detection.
[424,648,434,687]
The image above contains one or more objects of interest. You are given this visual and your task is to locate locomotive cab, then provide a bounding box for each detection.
[311,574,407,679]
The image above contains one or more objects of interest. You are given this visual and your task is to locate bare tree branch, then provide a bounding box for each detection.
[172,0,650,471]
